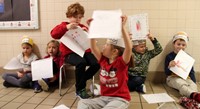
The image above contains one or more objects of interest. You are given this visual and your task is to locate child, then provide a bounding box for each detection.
[77,16,132,109]
[2,36,38,88]
[164,31,200,103]
[128,34,163,93]
[33,40,60,93]
[50,2,99,99]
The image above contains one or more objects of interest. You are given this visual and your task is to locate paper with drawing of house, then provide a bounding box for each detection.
[4,57,23,70]
[170,49,195,80]
[60,26,90,57]
[128,13,149,40]
[89,9,122,39]
[31,58,53,81]
[142,93,175,104]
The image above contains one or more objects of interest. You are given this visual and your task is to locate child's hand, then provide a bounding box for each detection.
[147,33,155,41]
[168,60,176,68]
[66,23,78,30]
[17,71,24,78]
[121,15,127,26]
[86,18,93,26]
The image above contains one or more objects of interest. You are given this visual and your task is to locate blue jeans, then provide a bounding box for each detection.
[2,72,32,88]
[128,75,146,91]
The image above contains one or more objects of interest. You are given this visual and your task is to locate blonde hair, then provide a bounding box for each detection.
[66,2,84,18]
[46,40,60,56]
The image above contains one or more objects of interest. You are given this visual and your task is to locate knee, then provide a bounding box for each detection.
[2,73,8,80]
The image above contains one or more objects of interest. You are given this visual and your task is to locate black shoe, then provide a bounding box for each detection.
[76,88,91,99]
[3,81,14,88]
[34,88,42,93]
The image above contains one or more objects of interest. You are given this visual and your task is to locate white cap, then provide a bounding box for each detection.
[172,31,189,44]
[106,38,125,48]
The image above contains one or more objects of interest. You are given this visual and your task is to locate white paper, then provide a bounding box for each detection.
[128,13,149,40]
[89,9,122,39]
[4,57,23,70]
[52,104,69,109]
[60,26,90,57]
[31,58,53,81]
[170,49,195,80]
[142,93,175,104]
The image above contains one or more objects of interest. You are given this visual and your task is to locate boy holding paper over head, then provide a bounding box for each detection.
[50,2,99,99]
[164,31,200,102]
[128,33,163,93]
[77,14,133,109]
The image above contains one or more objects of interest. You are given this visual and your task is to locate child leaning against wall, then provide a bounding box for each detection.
[2,36,38,88]
[164,31,200,104]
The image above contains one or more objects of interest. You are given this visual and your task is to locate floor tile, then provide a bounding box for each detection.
[35,105,53,109]
[26,97,45,104]
[12,96,31,103]
[1,102,22,109]
[0,95,17,102]
[41,98,60,106]
[18,103,37,109]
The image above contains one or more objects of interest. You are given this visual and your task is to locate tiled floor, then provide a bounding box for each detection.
[0,77,199,109]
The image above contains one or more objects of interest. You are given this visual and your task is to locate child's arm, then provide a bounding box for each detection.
[122,16,132,64]
[147,33,163,58]
[90,39,102,61]
[51,22,69,39]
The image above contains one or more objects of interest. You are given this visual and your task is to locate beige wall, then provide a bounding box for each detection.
[0,0,200,73]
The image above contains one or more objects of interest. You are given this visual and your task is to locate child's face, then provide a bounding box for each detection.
[102,43,113,58]
[47,42,59,57]
[21,43,32,56]
[68,14,83,24]
[173,39,187,53]
[134,44,146,54]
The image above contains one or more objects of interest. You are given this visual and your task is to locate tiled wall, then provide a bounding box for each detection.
[0,0,200,73]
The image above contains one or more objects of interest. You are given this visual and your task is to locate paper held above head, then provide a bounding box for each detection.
[31,58,54,81]
[4,57,23,70]
[142,93,175,104]
[128,13,149,40]
[170,49,195,80]
[88,9,122,39]
[60,26,90,57]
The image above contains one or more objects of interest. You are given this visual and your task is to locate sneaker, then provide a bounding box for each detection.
[34,87,42,93]
[3,81,13,88]
[76,88,91,99]
[137,84,146,93]
[38,79,49,91]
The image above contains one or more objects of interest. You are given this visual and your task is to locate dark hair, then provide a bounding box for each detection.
[66,2,84,18]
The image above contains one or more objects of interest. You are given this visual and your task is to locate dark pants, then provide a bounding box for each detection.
[65,52,100,92]
[2,72,32,88]
[128,75,146,91]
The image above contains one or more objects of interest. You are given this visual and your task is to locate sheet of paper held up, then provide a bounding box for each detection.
[31,58,53,81]
[52,104,70,109]
[170,49,195,80]
[89,9,122,39]
[60,26,90,57]
[128,13,149,40]
[4,57,23,70]
[142,93,175,104]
